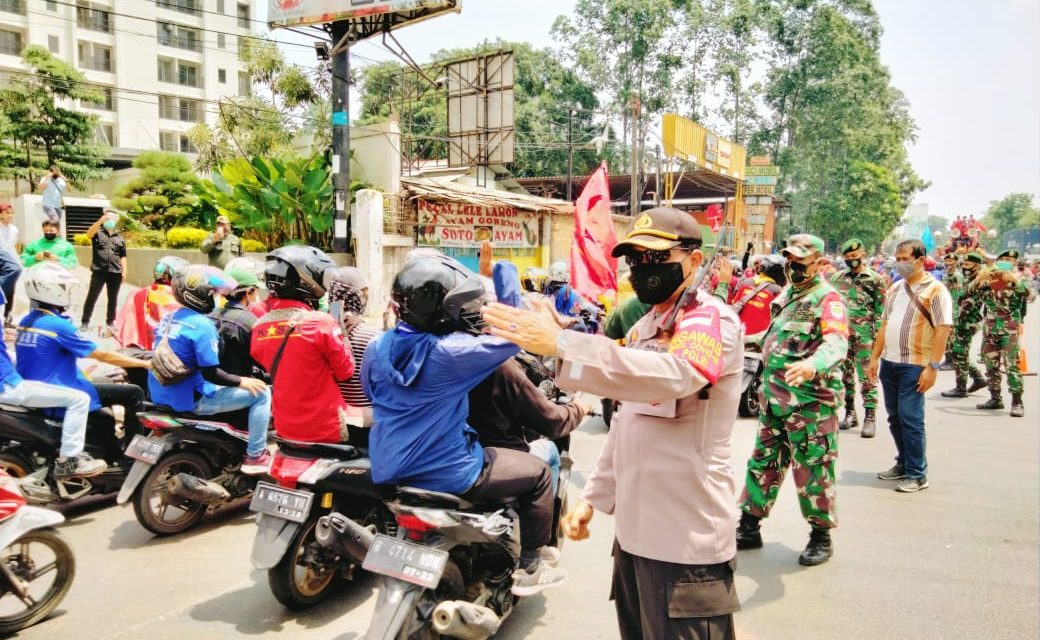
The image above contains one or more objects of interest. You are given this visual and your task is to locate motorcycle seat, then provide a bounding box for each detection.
[274,436,359,459]
[0,403,31,414]
[396,486,518,511]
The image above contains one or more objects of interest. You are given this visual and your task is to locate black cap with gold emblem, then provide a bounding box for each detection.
[611,207,703,257]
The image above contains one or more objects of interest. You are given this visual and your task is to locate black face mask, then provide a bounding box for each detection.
[630,261,687,305]
[845,258,861,270]
[786,261,812,285]
[962,267,977,279]
[43,233,57,241]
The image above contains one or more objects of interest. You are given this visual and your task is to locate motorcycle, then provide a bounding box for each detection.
[248,436,395,610]
[0,401,143,506]
[738,332,765,418]
[0,469,74,633]
[115,406,258,535]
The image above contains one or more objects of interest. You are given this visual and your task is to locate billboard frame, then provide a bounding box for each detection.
[268,0,461,33]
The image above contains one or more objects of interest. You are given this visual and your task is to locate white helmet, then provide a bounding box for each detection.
[24,262,80,308]
[548,261,570,284]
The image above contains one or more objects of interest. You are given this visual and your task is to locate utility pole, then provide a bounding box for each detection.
[629,95,641,216]
[654,144,662,206]
[330,21,351,253]
[566,107,574,201]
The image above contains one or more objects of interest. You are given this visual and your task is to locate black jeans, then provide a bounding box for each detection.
[82,270,123,325]
[463,447,552,551]
[91,383,144,460]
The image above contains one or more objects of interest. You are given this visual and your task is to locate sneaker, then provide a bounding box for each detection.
[241,450,272,475]
[511,561,568,597]
[53,453,107,479]
[877,464,906,481]
[539,546,561,568]
[894,477,929,493]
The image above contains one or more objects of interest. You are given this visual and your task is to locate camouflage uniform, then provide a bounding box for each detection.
[829,266,885,413]
[976,270,1033,408]
[739,275,848,530]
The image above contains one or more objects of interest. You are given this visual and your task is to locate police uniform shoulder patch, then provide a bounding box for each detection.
[828,301,845,319]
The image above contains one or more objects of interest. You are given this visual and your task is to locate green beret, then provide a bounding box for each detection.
[964,252,984,265]
[997,248,1020,261]
[840,238,864,254]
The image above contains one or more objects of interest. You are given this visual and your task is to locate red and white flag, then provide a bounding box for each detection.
[570,162,618,300]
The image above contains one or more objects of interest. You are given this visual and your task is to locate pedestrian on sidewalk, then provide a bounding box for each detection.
[736,234,848,567]
[975,249,1034,417]
[200,215,242,269]
[830,238,886,437]
[868,239,953,493]
[37,165,67,222]
[0,203,22,327]
[80,210,126,333]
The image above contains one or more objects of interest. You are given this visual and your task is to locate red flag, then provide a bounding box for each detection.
[570,162,618,300]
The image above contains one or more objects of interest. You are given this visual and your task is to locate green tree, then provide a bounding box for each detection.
[983,193,1038,236]
[111,151,201,231]
[187,38,326,172]
[0,46,110,192]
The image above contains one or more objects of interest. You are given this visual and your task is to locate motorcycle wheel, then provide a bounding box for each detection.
[0,452,31,478]
[268,513,342,611]
[398,560,465,640]
[132,451,212,536]
[0,529,75,634]
[738,379,762,418]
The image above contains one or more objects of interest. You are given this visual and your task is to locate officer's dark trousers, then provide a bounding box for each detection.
[463,447,552,551]
[81,270,122,326]
[611,541,738,640]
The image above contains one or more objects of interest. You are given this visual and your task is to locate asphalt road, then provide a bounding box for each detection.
[7,299,1038,640]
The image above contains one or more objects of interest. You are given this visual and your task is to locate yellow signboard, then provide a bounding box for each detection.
[662,114,746,177]
[743,185,775,196]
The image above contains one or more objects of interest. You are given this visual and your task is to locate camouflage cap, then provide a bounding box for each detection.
[782,234,826,259]
[611,207,702,257]
[963,252,985,265]
[997,248,1020,261]
[840,238,865,254]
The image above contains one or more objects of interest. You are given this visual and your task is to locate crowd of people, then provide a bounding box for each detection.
[0,201,1034,640]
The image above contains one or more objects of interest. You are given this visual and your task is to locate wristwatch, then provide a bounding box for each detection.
[929,361,942,371]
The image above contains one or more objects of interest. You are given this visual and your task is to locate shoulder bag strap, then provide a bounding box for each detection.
[268,325,298,382]
[732,280,772,315]
[903,281,934,328]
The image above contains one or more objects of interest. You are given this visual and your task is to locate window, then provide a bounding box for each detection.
[158,57,201,88]
[98,123,116,147]
[156,0,200,16]
[84,86,114,111]
[46,0,57,9]
[236,3,250,29]
[157,21,202,52]
[216,0,224,13]
[78,41,113,72]
[238,71,250,96]
[217,33,225,49]
[0,28,22,56]
[218,68,226,83]
[48,35,59,54]
[159,131,178,152]
[0,0,26,16]
[159,95,201,122]
[77,3,112,33]
[180,134,196,154]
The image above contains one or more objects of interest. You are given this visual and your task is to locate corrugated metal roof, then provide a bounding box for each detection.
[402,176,574,213]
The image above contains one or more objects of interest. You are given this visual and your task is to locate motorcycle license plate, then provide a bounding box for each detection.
[363,534,448,590]
[125,435,167,464]
[249,482,313,524]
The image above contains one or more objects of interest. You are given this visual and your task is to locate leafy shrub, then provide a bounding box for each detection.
[73,233,90,246]
[124,230,167,248]
[166,226,210,249]
[242,238,267,253]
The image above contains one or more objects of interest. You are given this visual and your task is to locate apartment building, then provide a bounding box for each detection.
[0,0,254,164]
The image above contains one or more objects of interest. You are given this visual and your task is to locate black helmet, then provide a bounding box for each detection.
[172,265,237,314]
[154,255,189,285]
[759,255,786,286]
[265,245,336,305]
[392,255,488,335]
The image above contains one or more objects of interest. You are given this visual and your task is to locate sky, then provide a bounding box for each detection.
[262,0,1040,221]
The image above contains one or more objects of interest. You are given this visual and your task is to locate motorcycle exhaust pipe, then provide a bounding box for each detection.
[431,600,502,639]
[315,511,374,561]
[167,473,229,505]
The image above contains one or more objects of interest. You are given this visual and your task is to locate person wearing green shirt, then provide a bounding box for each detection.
[21,219,78,269]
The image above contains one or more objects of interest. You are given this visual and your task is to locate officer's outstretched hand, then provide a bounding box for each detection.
[483,298,563,356]
[562,500,594,542]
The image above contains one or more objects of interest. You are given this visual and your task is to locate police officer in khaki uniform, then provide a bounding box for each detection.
[482,208,744,640]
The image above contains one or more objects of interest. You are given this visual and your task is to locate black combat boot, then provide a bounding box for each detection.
[735,512,763,550]
[967,375,988,394]
[977,393,1004,410]
[941,383,968,398]
[839,405,858,431]
[860,408,876,438]
[1010,394,1024,418]
[798,528,833,567]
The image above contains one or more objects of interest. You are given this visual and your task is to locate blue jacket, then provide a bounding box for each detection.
[362,324,519,493]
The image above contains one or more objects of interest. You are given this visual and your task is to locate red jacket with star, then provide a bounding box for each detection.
[250,299,354,443]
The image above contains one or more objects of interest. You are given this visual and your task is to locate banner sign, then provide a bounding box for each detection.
[746,215,767,225]
[746,204,772,215]
[746,175,778,186]
[745,165,780,177]
[743,185,776,196]
[268,0,458,28]
[416,199,540,248]
[748,156,772,166]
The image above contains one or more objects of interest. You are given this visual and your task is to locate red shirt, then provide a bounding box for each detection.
[250,299,354,443]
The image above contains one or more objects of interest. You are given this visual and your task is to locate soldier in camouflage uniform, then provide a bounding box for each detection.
[830,238,886,437]
[976,249,1034,417]
[737,234,849,567]
[941,252,988,397]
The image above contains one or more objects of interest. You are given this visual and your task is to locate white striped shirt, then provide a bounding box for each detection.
[881,273,953,366]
